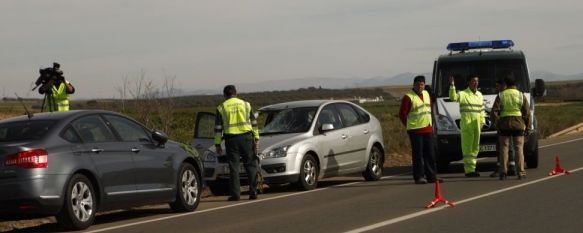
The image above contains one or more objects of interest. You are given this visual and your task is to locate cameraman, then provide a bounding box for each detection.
[38,63,75,112]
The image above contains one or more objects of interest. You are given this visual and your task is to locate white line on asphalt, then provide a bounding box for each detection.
[342,138,583,233]
[540,137,583,148]
[84,138,581,233]
[83,172,410,233]
[343,166,583,233]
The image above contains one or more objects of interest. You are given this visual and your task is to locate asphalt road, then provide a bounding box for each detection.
[8,133,583,233]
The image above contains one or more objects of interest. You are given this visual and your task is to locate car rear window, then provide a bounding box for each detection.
[0,120,56,142]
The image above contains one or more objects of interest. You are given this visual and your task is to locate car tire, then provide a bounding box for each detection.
[56,174,96,231]
[207,181,230,196]
[296,154,318,191]
[362,146,383,181]
[525,137,539,169]
[170,163,201,212]
[436,158,450,173]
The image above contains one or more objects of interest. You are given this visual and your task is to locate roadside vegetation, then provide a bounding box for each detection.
[1,79,583,232]
[0,80,582,167]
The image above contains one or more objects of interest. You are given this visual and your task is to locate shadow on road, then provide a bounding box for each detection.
[1,161,501,233]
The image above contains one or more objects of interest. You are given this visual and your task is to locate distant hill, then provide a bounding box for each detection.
[179,71,582,96]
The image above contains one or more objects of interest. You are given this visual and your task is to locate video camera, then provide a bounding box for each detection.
[33,63,64,91]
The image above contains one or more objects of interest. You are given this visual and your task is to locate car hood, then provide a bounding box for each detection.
[259,133,308,152]
[205,133,309,156]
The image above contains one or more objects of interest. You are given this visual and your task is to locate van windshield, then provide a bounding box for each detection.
[434,59,529,97]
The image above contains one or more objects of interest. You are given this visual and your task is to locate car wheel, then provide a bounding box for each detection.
[207,181,230,196]
[525,138,539,169]
[170,163,201,212]
[56,174,96,231]
[436,158,450,173]
[296,154,318,191]
[362,146,383,181]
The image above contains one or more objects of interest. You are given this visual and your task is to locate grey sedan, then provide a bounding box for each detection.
[0,110,203,230]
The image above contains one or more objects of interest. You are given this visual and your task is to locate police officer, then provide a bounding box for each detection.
[38,62,75,112]
[449,75,485,177]
[399,75,441,184]
[214,85,260,201]
[491,75,530,180]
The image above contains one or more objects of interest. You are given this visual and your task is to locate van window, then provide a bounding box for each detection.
[435,60,528,97]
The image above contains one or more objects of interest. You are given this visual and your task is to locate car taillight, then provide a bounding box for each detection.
[4,149,48,168]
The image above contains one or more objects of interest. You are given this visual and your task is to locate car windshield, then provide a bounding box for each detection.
[434,59,529,97]
[260,107,318,135]
[0,120,56,142]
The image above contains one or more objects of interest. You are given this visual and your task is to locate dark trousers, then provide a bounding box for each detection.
[225,133,258,198]
[408,132,437,181]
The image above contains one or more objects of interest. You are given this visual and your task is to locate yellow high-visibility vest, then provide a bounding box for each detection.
[214,97,259,145]
[500,88,523,118]
[52,81,70,111]
[405,90,432,130]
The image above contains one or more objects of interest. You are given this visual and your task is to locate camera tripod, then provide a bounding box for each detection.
[40,86,58,112]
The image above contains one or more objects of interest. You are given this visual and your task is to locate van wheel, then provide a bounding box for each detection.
[525,139,539,169]
[437,158,450,173]
[170,163,201,212]
[56,174,96,231]
[362,146,383,181]
[296,154,318,191]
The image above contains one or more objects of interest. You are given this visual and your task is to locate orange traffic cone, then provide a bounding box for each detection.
[548,155,571,176]
[425,180,455,208]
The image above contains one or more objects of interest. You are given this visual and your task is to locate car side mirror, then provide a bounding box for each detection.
[320,123,334,132]
[151,130,168,147]
[532,79,546,97]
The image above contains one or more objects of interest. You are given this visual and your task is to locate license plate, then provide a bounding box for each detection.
[479,144,496,152]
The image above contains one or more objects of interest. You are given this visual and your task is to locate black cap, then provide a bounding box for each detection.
[413,75,425,83]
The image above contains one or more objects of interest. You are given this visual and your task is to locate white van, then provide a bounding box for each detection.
[431,40,546,171]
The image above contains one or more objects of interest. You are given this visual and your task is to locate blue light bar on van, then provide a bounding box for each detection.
[447,40,514,51]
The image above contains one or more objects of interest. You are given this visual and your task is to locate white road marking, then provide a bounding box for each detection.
[540,137,583,148]
[83,173,409,233]
[84,138,582,233]
[343,138,583,233]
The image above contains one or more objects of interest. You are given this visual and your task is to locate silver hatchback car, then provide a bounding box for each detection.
[192,100,384,194]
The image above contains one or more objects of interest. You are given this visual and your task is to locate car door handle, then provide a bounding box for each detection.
[91,148,104,153]
[131,147,141,153]
[341,134,348,139]
[363,129,369,134]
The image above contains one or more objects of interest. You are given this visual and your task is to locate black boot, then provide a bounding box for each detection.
[499,172,507,180]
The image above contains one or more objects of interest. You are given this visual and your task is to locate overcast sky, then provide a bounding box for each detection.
[1,0,582,99]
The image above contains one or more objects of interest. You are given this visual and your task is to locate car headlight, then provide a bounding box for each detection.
[436,114,457,131]
[262,145,290,159]
[202,150,218,162]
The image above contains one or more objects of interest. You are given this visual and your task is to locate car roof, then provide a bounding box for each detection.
[0,110,121,123]
[259,100,348,111]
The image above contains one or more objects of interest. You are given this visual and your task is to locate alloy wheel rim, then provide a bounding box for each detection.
[303,159,316,185]
[181,169,199,205]
[71,181,93,222]
[370,150,381,176]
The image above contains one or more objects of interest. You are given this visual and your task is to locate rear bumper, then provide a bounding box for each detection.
[0,174,68,217]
